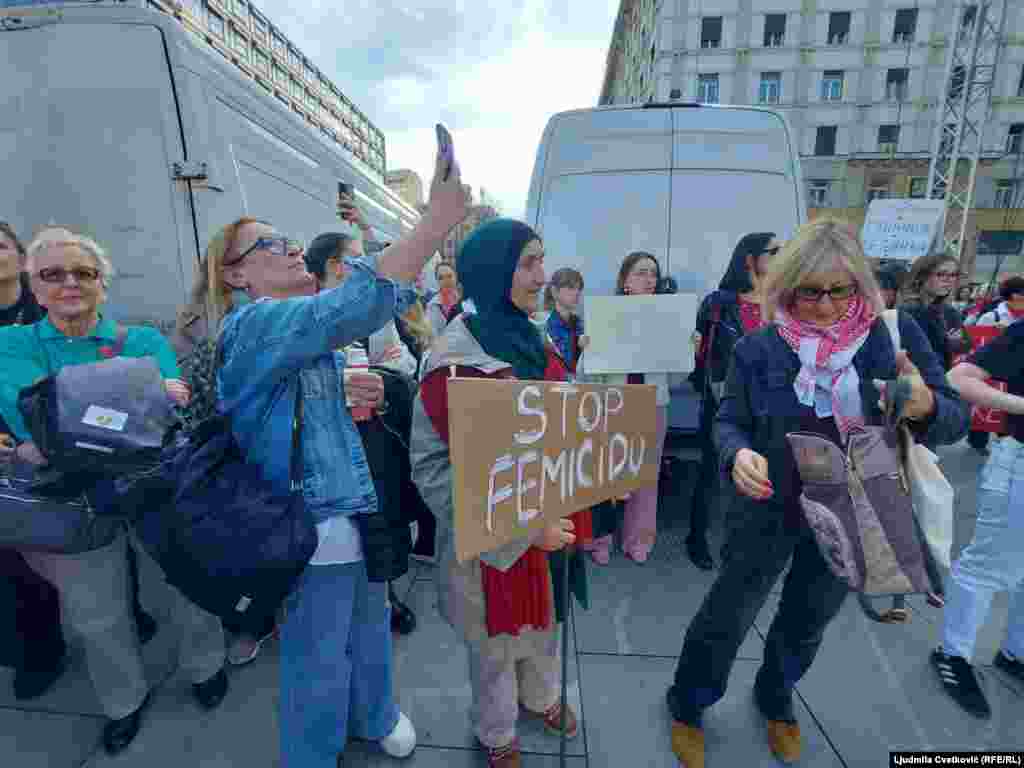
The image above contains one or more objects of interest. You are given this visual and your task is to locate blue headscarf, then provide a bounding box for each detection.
[457,218,548,380]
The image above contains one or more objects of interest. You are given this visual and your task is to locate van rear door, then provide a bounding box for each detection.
[668,108,804,296]
[0,16,192,333]
[533,108,672,297]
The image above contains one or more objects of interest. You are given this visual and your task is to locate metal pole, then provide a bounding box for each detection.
[559,544,571,768]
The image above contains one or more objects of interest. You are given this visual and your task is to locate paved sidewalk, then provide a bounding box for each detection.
[1,440,1022,767]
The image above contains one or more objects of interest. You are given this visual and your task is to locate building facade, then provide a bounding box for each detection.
[385,169,425,209]
[600,0,1024,282]
[146,0,386,179]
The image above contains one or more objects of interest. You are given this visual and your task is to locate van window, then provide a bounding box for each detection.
[537,172,670,298]
[669,171,800,298]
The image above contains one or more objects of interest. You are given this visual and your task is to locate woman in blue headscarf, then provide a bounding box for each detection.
[410,219,592,768]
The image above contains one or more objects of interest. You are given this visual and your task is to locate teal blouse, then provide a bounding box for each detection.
[0,315,180,441]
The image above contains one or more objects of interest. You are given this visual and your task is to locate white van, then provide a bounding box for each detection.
[0,1,419,335]
[524,103,807,438]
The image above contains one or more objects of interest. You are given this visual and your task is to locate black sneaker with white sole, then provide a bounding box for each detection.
[994,651,1024,687]
[931,648,991,719]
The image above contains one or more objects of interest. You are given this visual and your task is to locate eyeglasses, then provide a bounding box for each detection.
[793,283,859,303]
[225,236,289,267]
[36,266,101,284]
[933,271,959,280]
[761,246,781,257]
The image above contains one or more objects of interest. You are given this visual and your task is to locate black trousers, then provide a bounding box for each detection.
[688,439,716,544]
[0,549,64,672]
[668,504,848,725]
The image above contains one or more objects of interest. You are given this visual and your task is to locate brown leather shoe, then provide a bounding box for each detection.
[483,738,521,768]
[670,721,705,768]
[523,700,578,739]
[765,719,802,764]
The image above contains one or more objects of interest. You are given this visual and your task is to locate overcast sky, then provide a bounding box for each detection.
[258,0,620,219]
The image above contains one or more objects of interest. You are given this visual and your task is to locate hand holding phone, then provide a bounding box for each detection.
[436,124,454,182]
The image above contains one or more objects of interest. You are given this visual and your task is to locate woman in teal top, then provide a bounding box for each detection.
[0,228,228,756]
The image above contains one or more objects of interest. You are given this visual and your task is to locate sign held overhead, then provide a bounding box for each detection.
[861,199,945,262]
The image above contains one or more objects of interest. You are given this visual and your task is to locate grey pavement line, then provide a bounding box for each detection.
[568,600,591,768]
[0,703,106,720]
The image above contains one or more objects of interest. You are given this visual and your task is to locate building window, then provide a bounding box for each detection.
[759,72,782,104]
[1018,65,1024,97]
[290,77,301,99]
[1008,124,1024,154]
[828,12,851,45]
[867,181,890,202]
[909,177,928,198]
[764,14,786,47]
[229,24,246,54]
[878,124,900,153]
[271,33,284,54]
[815,126,837,156]
[207,9,225,38]
[698,73,720,104]
[304,63,315,82]
[808,180,831,207]
[273,61,286,84]
[886,68,909,101]
[288,47,299,69]
[961,4,977,38]
[254,48,269,74]
[893,8,917,43]
[995,180,1018,208]
[701,17,722,49]
[822,70,844,101]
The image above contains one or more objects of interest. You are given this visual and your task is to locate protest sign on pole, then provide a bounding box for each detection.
[861,199,945,262]
[447,379,659,564]
[581,294,698,374]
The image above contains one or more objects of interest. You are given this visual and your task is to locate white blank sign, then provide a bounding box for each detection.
[582,294,698,374]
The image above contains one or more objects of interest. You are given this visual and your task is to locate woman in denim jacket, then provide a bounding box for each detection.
[212,144,469,768]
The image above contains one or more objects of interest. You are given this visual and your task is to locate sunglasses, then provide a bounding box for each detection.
[36,266,101,285]
[793,283,859,303]
[225,236,298,267]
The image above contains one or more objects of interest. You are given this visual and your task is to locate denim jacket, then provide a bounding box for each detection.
[217,254,413,524]
[546,310,582,372]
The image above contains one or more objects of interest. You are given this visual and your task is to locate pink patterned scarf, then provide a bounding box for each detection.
[776,296,877,439]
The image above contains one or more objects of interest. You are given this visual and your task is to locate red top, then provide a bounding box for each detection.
[738,296,763,333]
[420,348,592,638]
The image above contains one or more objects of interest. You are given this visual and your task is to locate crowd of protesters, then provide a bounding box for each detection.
[1,143,1023,768]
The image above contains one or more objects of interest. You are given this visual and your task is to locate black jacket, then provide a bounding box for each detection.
[714,310,969,521]
[901,300,971,371]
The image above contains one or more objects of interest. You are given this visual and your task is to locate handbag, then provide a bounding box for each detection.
[0,456,120,554]
[135,375,318,624]
[882,309,955,570]
[787,428,932,596]
[18,325,177,474]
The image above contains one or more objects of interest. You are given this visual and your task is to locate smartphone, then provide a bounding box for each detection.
[436,123,454,181]
[338,182,354,221]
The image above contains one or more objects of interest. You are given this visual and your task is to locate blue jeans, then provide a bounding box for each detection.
[942,437,1024,662]
[279,561,398,767]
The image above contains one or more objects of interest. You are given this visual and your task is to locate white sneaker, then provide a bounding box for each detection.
[380,712,416,758]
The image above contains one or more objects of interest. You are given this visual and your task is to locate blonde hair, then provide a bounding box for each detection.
[402,301,434,351]
[176,217,264,337]
[25,226,116,288]
[762,217,884,323]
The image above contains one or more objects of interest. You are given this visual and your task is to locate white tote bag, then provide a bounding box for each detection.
[882,310,955,570]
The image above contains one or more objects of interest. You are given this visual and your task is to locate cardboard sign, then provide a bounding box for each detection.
[447,378,659,563]
[581,294,698,374]
[862,199,945,262]
[956,326,1009,435]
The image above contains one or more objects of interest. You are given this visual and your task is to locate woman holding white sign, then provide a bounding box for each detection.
[410,218,591,768]
[666,218,968,768]
[581,251,670,566]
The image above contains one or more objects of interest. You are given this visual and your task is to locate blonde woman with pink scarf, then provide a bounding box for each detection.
[665,218,969,768]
